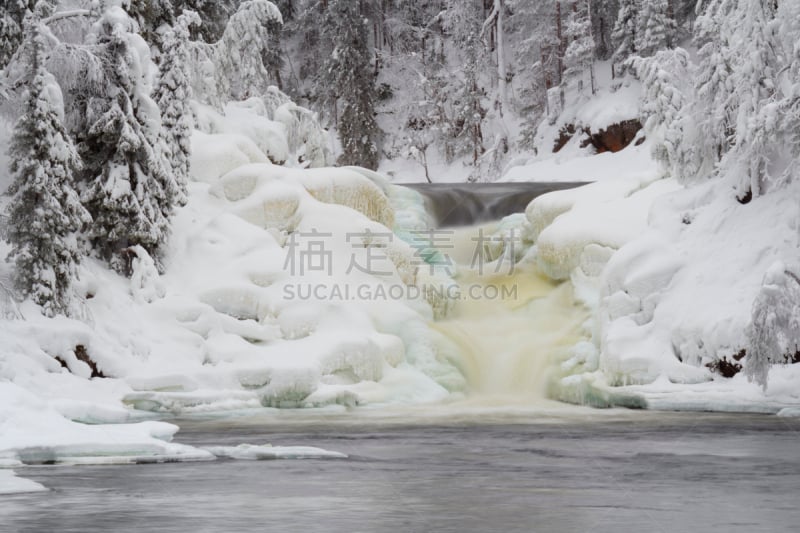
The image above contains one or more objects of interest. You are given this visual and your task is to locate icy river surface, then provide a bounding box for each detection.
[3,407,800,532]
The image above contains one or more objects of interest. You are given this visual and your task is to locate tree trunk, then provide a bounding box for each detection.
[496,0,508,115]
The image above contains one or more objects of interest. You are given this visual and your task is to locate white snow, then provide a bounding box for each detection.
[518,130,800,412]
[0,470,47,495]
[0,91,465,463]
[2,42,800,470]
[203,444,347,460]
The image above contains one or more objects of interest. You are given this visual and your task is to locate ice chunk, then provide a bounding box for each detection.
[204,444,347,460]
[0,470,47,494]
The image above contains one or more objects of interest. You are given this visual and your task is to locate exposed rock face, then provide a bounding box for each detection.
[584,119,644,153]
[553,119,643,154]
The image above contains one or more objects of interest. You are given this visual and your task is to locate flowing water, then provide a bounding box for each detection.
[404,182,588,227]
[431,228,588,400]
[407,181,592,402]
[4,410,800,532]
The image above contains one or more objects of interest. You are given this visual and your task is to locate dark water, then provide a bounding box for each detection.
[403,182,588,227]
[3,408,800,533]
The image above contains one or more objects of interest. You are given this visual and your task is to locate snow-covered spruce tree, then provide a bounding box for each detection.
[611,0,638,75]
[590,0,620,61]
[173,0,237,43]
[154,9,200,207]
[562,0,596,96]
[635,0,676,57]
[318,0,381,170]
[746,262,800,389]
[214,0,283,101]
[719,0,781,200]
[691,0,736,179]
[0,1,35,70]
[123,0,174,49]
[510,0,560,146]
[629,48,695,182]
[442,0,486,166]
[5,16,91,316]
[783,1,800,177]
[80,7,171,274]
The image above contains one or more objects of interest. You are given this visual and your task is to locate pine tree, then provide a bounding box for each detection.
[5,15,91,316]
[611,0,638,73]
[591,0,619,60]
[746,262,800,389]
[635,0,676,57]
[721,0,780,199]
[784,1,800,174]
[443,0,486,165]
[214,0,284,100]
[124,0,174,49]
[319,0,381,170]
[510,0,560,142]
[154,10,200,207]
[629,48,694,182]
[692,0,736,175]
[0,0,35,70]
[80,7,171,273]
[563,0,596,96]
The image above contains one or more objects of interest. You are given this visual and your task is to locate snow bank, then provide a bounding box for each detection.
[0,93,466,463]
[0,383,212,465]
[190,131,269,183]
[596,180,800,386]
[518,125,800,412]
[531,173,678,280]
[503,140,653,184]
[0,470,47,495]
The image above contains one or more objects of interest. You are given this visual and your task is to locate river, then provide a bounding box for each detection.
[3,408,799,532]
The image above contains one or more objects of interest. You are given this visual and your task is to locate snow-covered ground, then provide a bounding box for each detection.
[2,73,799,492]
[0,94,468,490]
[507,82,800,413]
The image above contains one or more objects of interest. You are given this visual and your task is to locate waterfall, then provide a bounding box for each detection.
[406,183,590,401]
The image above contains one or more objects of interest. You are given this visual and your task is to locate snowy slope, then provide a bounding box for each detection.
[514,118,800,412]
[0,95,466,469]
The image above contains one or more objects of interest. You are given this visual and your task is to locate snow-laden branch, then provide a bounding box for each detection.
[480,2,499,40]
[43,9,92,26]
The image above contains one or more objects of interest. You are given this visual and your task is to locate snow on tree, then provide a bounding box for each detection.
[782,1,800,180]
[0,1,35,70]
[629,48,695,182]
[746,262,800,389]
[482,0,509,115]
[719,0,781,200]
[80,7,172,273]
[5,15,91,316]
[563,0,596,96]
[692,0,736,178]
[590,0,619,61]
[262,85,332,168]
[173,0,238,43]
[123,0,175,49]
[611,0,638,74]
[509,0,560,145]
[154,9,200,207]
[213,0,283,101]
[318,0,381,170]
[442,0,486,166]
[635,0,676,57]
